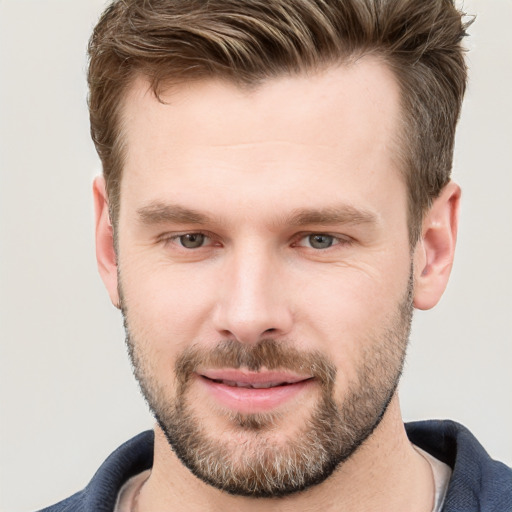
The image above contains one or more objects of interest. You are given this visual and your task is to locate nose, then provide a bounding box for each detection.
[212,244,294,344]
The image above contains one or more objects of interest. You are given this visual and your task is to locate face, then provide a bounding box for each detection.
[114,60,414,496]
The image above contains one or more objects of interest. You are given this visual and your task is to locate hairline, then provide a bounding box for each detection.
[108,58,421,248]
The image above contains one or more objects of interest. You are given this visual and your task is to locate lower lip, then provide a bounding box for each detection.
[197,376,314,414]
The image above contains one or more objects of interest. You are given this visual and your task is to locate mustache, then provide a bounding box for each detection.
[174,338,337,389]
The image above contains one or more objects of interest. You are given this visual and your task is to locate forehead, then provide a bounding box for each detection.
[121,57,401,147]
[118,58,404,220]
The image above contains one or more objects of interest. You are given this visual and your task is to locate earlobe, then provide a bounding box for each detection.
[93,176,120,308]
[413,181,461,310]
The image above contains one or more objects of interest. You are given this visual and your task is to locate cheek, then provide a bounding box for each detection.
[299,263,406,326]
[295,258,411,377]
[120,258,219,357]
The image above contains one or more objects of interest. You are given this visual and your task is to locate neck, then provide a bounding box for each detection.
[137,395,434,512]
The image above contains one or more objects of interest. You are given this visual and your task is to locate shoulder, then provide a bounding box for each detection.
[35,431,154,512]
[406,420,512,512]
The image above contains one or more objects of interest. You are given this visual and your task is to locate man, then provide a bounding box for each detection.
[38,0,512,511]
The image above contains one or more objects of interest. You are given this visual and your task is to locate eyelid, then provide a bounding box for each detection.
[157,230,353,249]
[292,232,354,248]
[158,230,220,247]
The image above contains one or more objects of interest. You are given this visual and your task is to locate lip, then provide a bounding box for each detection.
[196,369,314,414]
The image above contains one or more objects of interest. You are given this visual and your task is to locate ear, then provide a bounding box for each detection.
[93,176,120,308]
[413,181,461,310]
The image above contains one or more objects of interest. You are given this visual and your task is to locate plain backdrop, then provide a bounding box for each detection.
[1,1,511,511]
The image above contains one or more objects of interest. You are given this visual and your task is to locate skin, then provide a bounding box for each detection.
[94,58,460,511]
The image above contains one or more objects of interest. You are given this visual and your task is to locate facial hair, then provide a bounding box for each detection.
[121,272,413,497]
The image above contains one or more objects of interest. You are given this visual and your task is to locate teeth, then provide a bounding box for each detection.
[232,380,253,388]
[251,382,284,389]
[220,380,287,389]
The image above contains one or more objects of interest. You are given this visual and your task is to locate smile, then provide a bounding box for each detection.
[196,369,314,413]
[205,378,298,389]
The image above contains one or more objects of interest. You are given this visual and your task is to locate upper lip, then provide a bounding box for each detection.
[198,369,313,388]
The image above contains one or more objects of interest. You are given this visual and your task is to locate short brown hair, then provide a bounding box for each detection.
[88,0,471,244]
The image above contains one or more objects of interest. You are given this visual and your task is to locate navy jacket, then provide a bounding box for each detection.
[38,420,512,511]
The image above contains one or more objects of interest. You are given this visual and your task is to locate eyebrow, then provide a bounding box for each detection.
[137,203,211,225]
[285,205,378,227]
[136,202,378,227]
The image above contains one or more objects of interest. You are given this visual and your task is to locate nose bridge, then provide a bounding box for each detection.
[213,239,292,343]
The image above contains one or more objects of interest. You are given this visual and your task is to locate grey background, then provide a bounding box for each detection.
[1,1,511,510]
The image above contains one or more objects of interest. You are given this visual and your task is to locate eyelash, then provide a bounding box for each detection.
[159,231,218,249]
[159,231,353,251]
[292,233,353,250]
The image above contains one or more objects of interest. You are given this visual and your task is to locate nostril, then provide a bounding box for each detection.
[263,328,277,334]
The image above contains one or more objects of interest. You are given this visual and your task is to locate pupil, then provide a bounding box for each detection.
[309,234,333,249]
[180,233,204,248]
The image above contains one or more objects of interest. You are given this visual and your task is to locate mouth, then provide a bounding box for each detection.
[196,369,314,413]
[204,378,302,389]
[199,368,312,387]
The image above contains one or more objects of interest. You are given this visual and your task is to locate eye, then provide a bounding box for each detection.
[293,232,354,251]
[304,234,337,249]
[178,233,207,249]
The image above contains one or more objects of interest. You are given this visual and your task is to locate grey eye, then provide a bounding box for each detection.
[179,233,206,248]
[308,234,334,249]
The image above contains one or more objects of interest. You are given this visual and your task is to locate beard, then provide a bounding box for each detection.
[121,273,413,498]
